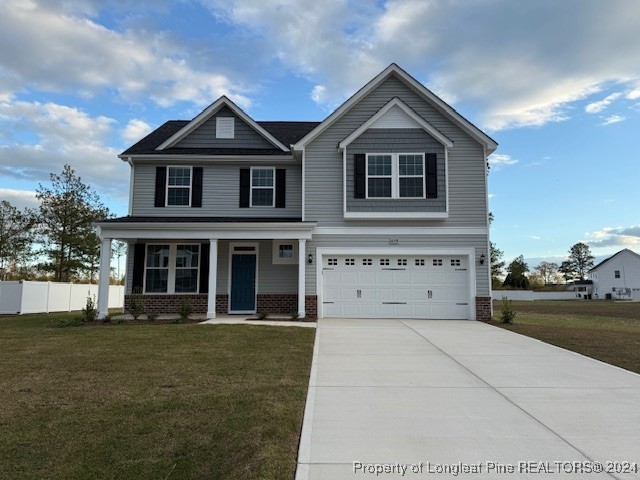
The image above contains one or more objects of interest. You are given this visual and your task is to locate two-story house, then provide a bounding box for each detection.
[95,64,497,321]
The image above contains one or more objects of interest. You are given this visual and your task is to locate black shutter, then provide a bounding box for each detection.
[132,243,146,293]
[426,153,437,199]
[199,242,210,293]
[275,169,286,208]
[192,167,203,207]
[239,168,250,208]
[354,154,365,199]
[154,166,166,207]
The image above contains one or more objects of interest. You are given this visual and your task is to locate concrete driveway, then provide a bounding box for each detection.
[296,319,640,480]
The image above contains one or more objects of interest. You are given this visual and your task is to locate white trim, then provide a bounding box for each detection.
[313,226,487,235]
[445,148,450,214]
[483,146,492,316]
[298,239,306,318]
[293,64,497,153]
[166,165,193,207]
[301,147,306,221]
[127,158,134,216]
[272,240,298,264]
[365,153,427,200]
[97,238,111,319]
[121,154,296,162]
[156,96,289,152]
[338,98,453,150]
[315,247,477,320]
[342,148,347,217]
[207,239,218,318]
[344,212,449,220]
[228,242,259,314]
[143,243,201,295]
[249,166,276,208]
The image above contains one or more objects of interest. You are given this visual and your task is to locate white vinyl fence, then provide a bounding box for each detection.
[492,290,578,301]
[0,281,124,314]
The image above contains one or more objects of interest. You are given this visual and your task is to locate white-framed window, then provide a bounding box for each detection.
[216,117,234,139]
[345,258,355,266]
[614,270,621,278]
[365,153,426,199]
[272,240,298,265]
[362,258,372,266]
[166,166,192,206]
[433,259,443,266]
[451,259,461,267]
[250,167,275,207]
[415,259,425,266]
[328,258,338,266]
[380,258,390,266]
[144,244,200,294]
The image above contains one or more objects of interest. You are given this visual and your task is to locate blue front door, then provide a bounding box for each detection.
[230,254,256,311]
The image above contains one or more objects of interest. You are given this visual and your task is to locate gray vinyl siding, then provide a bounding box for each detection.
[174,106,276,149]
[346,129,445,212]
[131,163,301,217]
[304,233,489,296]
[304,73,488,227]
[124,240,298,296]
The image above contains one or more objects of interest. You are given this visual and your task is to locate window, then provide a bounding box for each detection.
[345,258,355,266]
[451,259,461,267]
[380,258,390,266]
[145,244,200,293]
[366,155,392,198]
[363,258,373,265]
[365,153,425,199]
[272,240,298,264]
[615,270,621,278]
[433,259,443,266]
[399,154,424,198]
[216,117,234,138]
[397,259,407,266]
[167,166,191,206]
[328,258,338,266]
[415,259,425,266]
[251,167,275,207]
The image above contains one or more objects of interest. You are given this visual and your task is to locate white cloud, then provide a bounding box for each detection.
[627,87,640,100]
[586,225,640,248]
[0,99,127,199]
[488,153,518,170]
[530,235,541,240]
[201,0,640,130]
[600,114,625,125]
[0,188,38,210]
[0,0,251,108]
[585,92,622,113]
[121,119,152,144]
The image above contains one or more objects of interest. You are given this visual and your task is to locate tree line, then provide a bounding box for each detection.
[0,165,121,283]
[491,242,595,289]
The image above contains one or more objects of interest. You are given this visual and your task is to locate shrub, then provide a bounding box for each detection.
[51,316,84,328]
[257,311,269,320]
[178,297,192,323]
[147,312,158,322]
[102,314,112,324]
[81,295,98,322]
[500,296,516,324]
[129,287,145,320]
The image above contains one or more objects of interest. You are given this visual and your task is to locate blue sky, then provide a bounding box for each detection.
[0,0,638,269]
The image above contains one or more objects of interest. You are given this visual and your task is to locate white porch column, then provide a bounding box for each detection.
[97,238,112,319]
[207,239,218,318]
[298,239,306,318]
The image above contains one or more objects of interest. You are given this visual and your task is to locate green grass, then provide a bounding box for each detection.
[0,312,315,480]
[492,300,640,374]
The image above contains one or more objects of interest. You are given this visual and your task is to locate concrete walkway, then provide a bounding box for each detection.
[296,319,640,479]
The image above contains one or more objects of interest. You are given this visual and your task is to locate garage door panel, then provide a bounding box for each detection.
[321,254,470,320]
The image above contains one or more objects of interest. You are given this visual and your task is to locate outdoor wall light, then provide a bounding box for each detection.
[308,253,313,264]
[479,254,486,265]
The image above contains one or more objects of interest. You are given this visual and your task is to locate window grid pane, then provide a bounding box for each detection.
[252,169,274,187]
[251,189,274,206]
[176,245,199,268]
[279,244,294,259]
[399,177,424,198]
[367,155,392,176]
[175,269,198,293]
[399,155,423,176]
[168,167,191,186]
[146,245,170,268]
[145,269,168,293]
[368,178,392,198]
[167,187,190,205]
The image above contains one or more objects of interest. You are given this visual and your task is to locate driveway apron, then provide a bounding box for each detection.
[296,319,640,480]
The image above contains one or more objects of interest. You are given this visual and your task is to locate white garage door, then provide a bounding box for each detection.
[322,255,469,319]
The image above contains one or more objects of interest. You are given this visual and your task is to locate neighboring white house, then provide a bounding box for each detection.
[589,249,640,300]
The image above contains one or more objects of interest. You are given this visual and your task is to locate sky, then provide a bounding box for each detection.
[0,0,639,270]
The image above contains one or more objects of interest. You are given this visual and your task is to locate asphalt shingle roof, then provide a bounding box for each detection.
[120,120,320,156]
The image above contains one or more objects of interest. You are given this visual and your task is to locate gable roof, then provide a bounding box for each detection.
[155,96,290,152]
[338,97,453,150]
[119,120,319,157]
[589,248,640,272]
[293,63,497,154]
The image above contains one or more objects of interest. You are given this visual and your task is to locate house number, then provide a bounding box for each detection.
[388,238,399,245]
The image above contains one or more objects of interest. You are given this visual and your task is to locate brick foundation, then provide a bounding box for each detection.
[256,294,298,314]
[305,295,318,319]
[124,293,314,316]
[475,296,492,322]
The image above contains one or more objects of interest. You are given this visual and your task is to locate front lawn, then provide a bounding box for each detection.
[492,300,640,374]
[0,312,315,480]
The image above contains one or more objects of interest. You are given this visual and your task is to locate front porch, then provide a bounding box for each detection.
[94,218,317,320]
